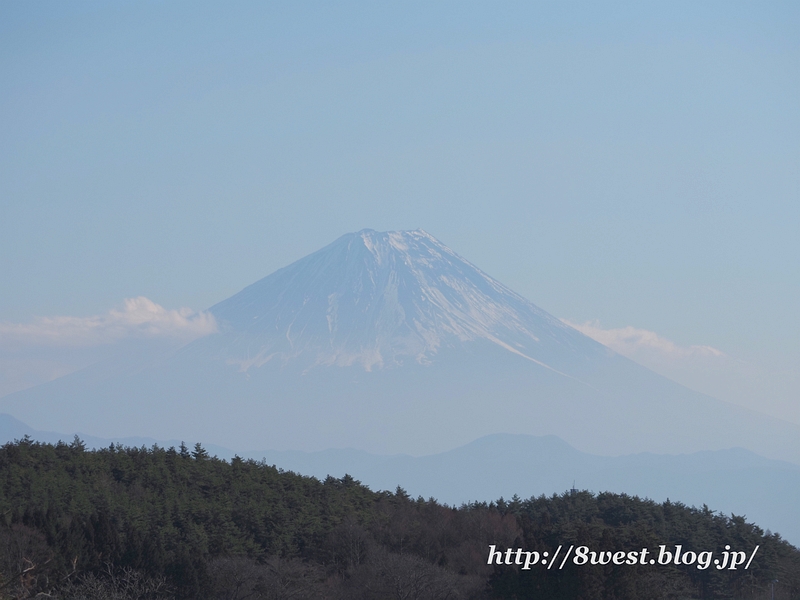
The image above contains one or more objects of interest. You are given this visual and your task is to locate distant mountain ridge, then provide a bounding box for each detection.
[253,434,800,547]
[2,229,800,464]
[3,413,799,547]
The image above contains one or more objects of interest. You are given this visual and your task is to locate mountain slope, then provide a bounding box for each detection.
[2,229,799,463]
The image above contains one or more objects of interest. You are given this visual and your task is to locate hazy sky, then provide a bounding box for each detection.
[1,2,798,422]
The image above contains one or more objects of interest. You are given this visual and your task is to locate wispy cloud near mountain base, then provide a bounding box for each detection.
[562,319,799,426]
[0,298,216,397]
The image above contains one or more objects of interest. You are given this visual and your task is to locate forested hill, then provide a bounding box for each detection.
[0,438,798,599]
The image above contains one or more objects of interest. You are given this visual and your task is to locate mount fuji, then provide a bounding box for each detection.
[3,229,800,463]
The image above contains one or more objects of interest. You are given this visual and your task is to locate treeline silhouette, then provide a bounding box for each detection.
[0,437,798,599]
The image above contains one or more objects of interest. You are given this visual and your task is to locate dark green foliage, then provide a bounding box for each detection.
[0,438,798,599]
[488,491,800,599]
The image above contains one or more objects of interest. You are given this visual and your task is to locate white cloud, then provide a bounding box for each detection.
[558,318,800,426]
[557,319,800,417]
[0,297,218,348]
[562,319,724,360]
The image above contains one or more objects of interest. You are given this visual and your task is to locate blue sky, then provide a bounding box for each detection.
[1,1,798,421]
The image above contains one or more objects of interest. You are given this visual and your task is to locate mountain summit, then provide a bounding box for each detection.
[3,229,800,461]
[209,229,594,374]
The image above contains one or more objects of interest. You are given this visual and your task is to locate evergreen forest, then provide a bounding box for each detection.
[0,437,798,599]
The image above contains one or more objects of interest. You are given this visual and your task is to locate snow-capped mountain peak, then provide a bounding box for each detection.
[4,228,800,464]
[208,229,587,372]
